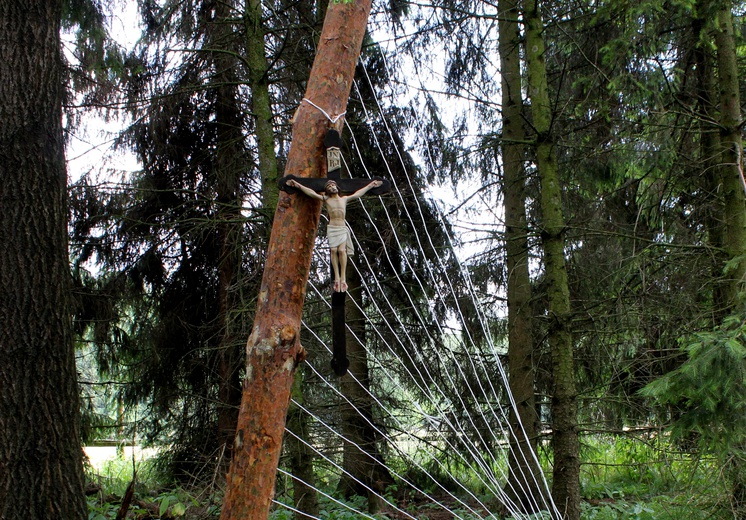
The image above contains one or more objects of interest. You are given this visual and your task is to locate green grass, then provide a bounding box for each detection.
[86,434,734,519]
[580,434,730,519]
[85,456,220,519]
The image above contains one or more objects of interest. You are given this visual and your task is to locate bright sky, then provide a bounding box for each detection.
[65,1,141,184]
[64,1,499,270]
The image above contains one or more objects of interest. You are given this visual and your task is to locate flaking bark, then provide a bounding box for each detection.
[219,1,373,517]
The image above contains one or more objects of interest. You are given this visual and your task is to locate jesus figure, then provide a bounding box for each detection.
[287,178,383,292]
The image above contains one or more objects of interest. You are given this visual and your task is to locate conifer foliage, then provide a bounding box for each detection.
[13,0,746,517]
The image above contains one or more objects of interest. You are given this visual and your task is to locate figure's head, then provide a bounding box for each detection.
[325,180,339,195]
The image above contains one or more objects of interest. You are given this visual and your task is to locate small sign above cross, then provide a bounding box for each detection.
[279,130,390,197]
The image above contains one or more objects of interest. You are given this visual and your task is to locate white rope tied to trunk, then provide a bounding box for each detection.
[302,97,346,124]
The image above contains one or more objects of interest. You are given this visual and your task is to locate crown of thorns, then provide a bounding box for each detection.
[325,180,338,190]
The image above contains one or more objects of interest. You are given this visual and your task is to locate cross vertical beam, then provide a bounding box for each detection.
[330,291,349,375]
[279,129,390,376]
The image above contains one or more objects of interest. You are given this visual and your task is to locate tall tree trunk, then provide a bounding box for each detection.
[212,0,246,462]
[712,1,746,312]
[712,3,746,516]
[337,268,394,512]
[220,1,372,517]
[0,1,87,518]
[498,0,547,514]
[523,0,580,518]
[692,4,726,324]
[246,0,280,222]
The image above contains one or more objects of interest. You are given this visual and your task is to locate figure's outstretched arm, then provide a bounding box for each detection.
[345,179,383,201]
[288,179,325,200]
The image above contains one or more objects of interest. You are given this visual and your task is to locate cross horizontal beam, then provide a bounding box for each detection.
[278,175,391,196]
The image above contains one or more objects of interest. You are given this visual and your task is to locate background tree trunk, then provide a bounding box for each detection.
[220,1,373,517]
[246,0,280,223]
[286,367,320,519]
[212,0,246,462]
[523,0,580,517]
[692,2,726,325]
[499,0,547,513]
[0,1,87,518]
[337,268,394,512]
[712,1,746,312]
[712,3,746,515]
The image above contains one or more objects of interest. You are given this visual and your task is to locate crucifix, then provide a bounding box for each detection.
[279,129,390,375]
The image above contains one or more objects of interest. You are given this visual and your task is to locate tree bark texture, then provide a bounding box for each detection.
[0,1,87,518]
[523,0,580,518]
[712,1,746,313]
[219,1,373,517]
[691,3,727,324]
[247,1,322,514]
[712,2,746,515]
[498,0,548,514]
[246,0,281,222]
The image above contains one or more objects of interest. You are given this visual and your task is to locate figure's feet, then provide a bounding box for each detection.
[340,280,348,292]
[333,279,341,292]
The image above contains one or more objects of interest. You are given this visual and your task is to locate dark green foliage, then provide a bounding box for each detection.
[62,0,127,117]
[70,0,261,478]
[518,0,732,431]
[70,168,258,460]
[66,0,746,516]
[642,312,746,515]
[642,313,746,454]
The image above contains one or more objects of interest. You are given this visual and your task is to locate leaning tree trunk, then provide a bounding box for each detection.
[246,1,322,517]
[498,0,547,514]
[219,1,373,517]
[523,0,580,518]
[0,1,87,518]
[246,2,321,517]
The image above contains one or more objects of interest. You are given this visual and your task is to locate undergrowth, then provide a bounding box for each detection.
[86,434,732,519]
[85,458,222,519]
[580,434,730,519]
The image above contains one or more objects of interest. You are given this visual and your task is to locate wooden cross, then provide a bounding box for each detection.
[279,130,390,197]
[279,129,390,376]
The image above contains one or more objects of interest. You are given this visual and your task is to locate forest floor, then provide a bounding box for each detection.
[87,482,730,520]
[86,441,732,520]
[379,493,492,519]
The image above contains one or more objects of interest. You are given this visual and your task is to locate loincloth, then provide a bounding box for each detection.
[327,224,354,256]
